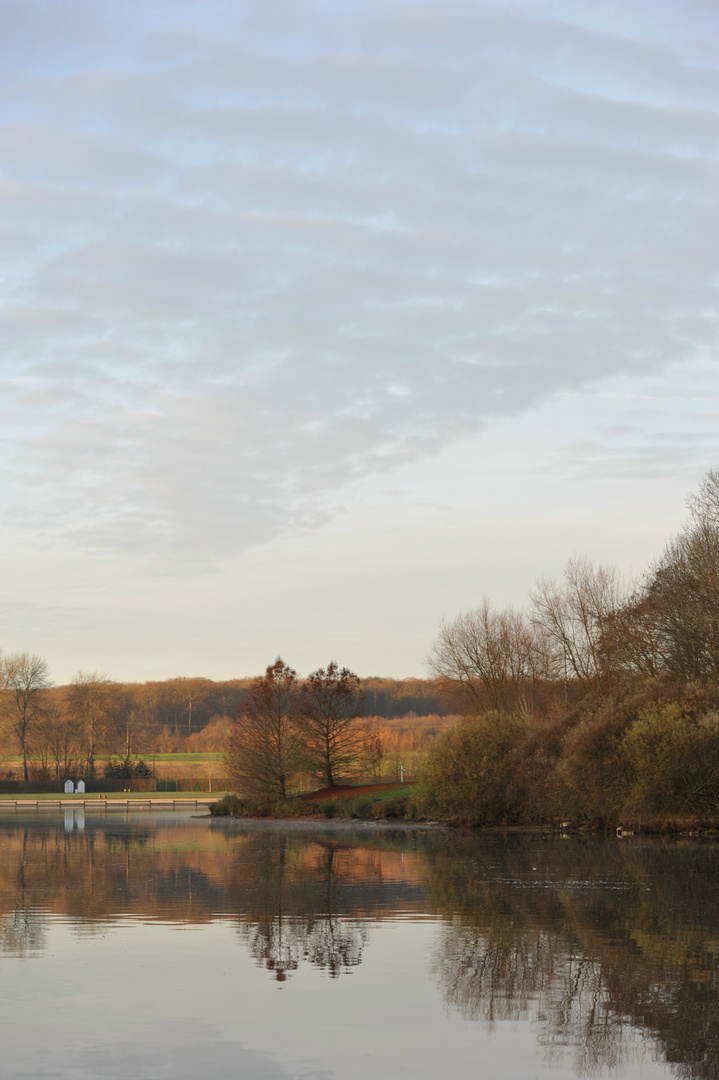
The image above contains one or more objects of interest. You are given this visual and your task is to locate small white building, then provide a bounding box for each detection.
[64,780,74,794]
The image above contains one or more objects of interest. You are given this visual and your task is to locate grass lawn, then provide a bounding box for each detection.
[150,753,224,763]
[366,782,417,802]
[0,753,224,765]
[0,790,229,801]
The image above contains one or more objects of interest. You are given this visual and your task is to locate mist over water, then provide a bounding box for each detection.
[0,813,716,1078]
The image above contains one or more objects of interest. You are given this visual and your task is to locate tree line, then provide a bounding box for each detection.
[423,468,719,825]
[0,653,448,783]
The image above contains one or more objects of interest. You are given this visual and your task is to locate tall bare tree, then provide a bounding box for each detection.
[603,471,719,682]
[66,672,119,777]
[530,557,624,692]
[34,703,80,782]
[688,466,719,527]
[428,599,547,715]
[226,659,303,800]
[171,677,210,736]
[641,525,719,679]
[298,662,366,786]
[1,653,51,782]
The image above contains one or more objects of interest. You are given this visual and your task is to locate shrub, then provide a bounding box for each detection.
[620,704,719,818]
[421,713,530,826]
[557,680,672,822]
[209,794,244,817]
[104,755,153,779]
[371,792,415,819]
[320,800,337,818]
[503,712,576,824]
[272,798,317,818]
[347,796,374,818]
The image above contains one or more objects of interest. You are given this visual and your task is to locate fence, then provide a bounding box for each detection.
[0,777,232,794]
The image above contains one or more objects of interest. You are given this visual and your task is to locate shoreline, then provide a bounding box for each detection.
[207,810,719,839]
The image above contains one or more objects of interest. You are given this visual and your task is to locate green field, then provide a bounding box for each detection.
[150,753,224,763]
[0,790,229,802]
[1,752,224,764]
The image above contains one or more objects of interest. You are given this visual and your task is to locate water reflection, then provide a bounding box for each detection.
[63,807,84,832]
[238,835,368,980]
[0,817,717,1078]
[0,818,419,975]
[424,835,719,1079]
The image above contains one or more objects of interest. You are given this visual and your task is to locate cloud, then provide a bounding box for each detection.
[0,0,717,568]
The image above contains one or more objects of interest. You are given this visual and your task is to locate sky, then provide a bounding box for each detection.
[1,0,717,684]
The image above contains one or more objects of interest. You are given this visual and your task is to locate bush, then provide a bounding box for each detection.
[372,792,411,819]
[421,713,530,826]
[620,704,719,818]
[320,800,337,818]
[557,680,672,822]
[209,794,244,817]
[347,796,374,818]
[272,798,318,818]
[104,755,153,779]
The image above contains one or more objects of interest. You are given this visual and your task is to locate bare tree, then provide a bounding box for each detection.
[163,677,210,737]
[688,466,719,527]
[638,518,719,679]
[0,652,15,691]
[599,592,665,679]
[226,659,303,800]
[66,672,119,777]
[591,469,719,682]
[34,703,81,782]
[530,558,624,692]
[428,599,547,715]
[1,653,51,782]
[298,662,366,786]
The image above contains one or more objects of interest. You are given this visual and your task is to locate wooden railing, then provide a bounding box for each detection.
[0,797,221,812]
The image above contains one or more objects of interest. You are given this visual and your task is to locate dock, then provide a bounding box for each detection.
[0,798,220,812]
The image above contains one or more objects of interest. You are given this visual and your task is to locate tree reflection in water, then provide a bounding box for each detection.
[0,819,718,1076]
[0,907,46,957]
[233,835,368,981]
[0,826,46,957]
[423,835,719,1078]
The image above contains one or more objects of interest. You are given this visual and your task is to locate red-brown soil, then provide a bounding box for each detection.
[298,783,406,802]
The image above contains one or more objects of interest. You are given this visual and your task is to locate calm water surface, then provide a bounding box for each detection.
[0,811,717,1080]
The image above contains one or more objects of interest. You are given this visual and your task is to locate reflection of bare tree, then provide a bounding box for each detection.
[238,835,367,982]
[434,928,641,1075]
[424,836,719,1079]
[2,818,719,1080]
[0,825,47,956]
[0,908,46,956]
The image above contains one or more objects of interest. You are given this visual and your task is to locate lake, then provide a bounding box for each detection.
[0,811,717,1079]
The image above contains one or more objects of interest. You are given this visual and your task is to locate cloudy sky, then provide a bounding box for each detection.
[1,0,717,683]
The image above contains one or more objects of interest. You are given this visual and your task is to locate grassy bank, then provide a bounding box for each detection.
[210,783,419,820]
[0,790,229,802]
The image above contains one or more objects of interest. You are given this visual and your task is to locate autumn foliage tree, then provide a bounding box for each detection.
[299,662,365,786]
[226,659,303,800]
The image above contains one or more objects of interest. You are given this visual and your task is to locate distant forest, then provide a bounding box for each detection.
[82,674,450,736]
[0,669,454,781]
